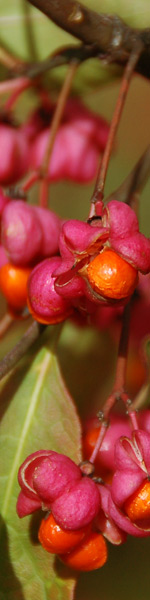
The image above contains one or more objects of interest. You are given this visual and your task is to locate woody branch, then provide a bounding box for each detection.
[27,0,150,79]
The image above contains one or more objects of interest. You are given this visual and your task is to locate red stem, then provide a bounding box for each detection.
[88,41,143,219]
[0,77,31,98]
[89,302,135,464]
[39,61,78,208]
[22,171,39,193]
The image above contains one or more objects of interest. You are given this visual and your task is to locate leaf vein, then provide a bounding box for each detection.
[1,350,52,519]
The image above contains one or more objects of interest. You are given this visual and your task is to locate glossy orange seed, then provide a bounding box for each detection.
[38,513,89,554]
[124,480,150,521]
[87,249,138,300]
[60,531,108,571]
[0,263,31,311]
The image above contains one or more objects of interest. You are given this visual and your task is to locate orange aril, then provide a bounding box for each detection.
[86,249,138,300]
[38,513,89,554]
[124,480,150,521]
[60,531,108,571]
[0,263,31,311]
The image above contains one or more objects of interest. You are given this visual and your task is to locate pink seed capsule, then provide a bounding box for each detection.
[103,200,139,240]
[1,200,42,265]
[34,206,61,257]
[103,200,150,274]
[30,98,109,183]
[16,490,42,518]
[17,450,82,517]
[18,450,56,500]
[83,414,131,472]
[51,477,100,530]
[33,453,81,503]
[27,257,72,324]
[110,232,150,274]
[0,124,29,184]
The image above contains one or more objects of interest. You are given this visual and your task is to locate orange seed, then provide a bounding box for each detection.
[38,513,89,554]
[124,480,150,522]
[60,531,108,571]
[86,249,138,300]
[0,263,31,311]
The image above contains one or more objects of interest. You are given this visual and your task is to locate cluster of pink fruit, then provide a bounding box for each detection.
[17,410,150,571]
[0,98,109,187]
[0,97,150,325]
[2,77,150,576]
[0,192,150,324]
[0,96,109,317]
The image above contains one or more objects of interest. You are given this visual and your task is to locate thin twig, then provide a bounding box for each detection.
[0,313,14,338]
[6,63,77,201]
[0,320,46,381]
[89,302,135,464]
[23,0,38,61]
[0,41,97,82]
[0,45,22,71]
[0,76,31,97]
[22,171,39,193]
[7,172,39,199]
[39,60,78,207]
[26,44,97,78]
[89,41,143,217]
[113,303,131,393]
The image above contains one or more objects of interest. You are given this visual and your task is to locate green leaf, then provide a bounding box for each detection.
[0,330,81,600]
